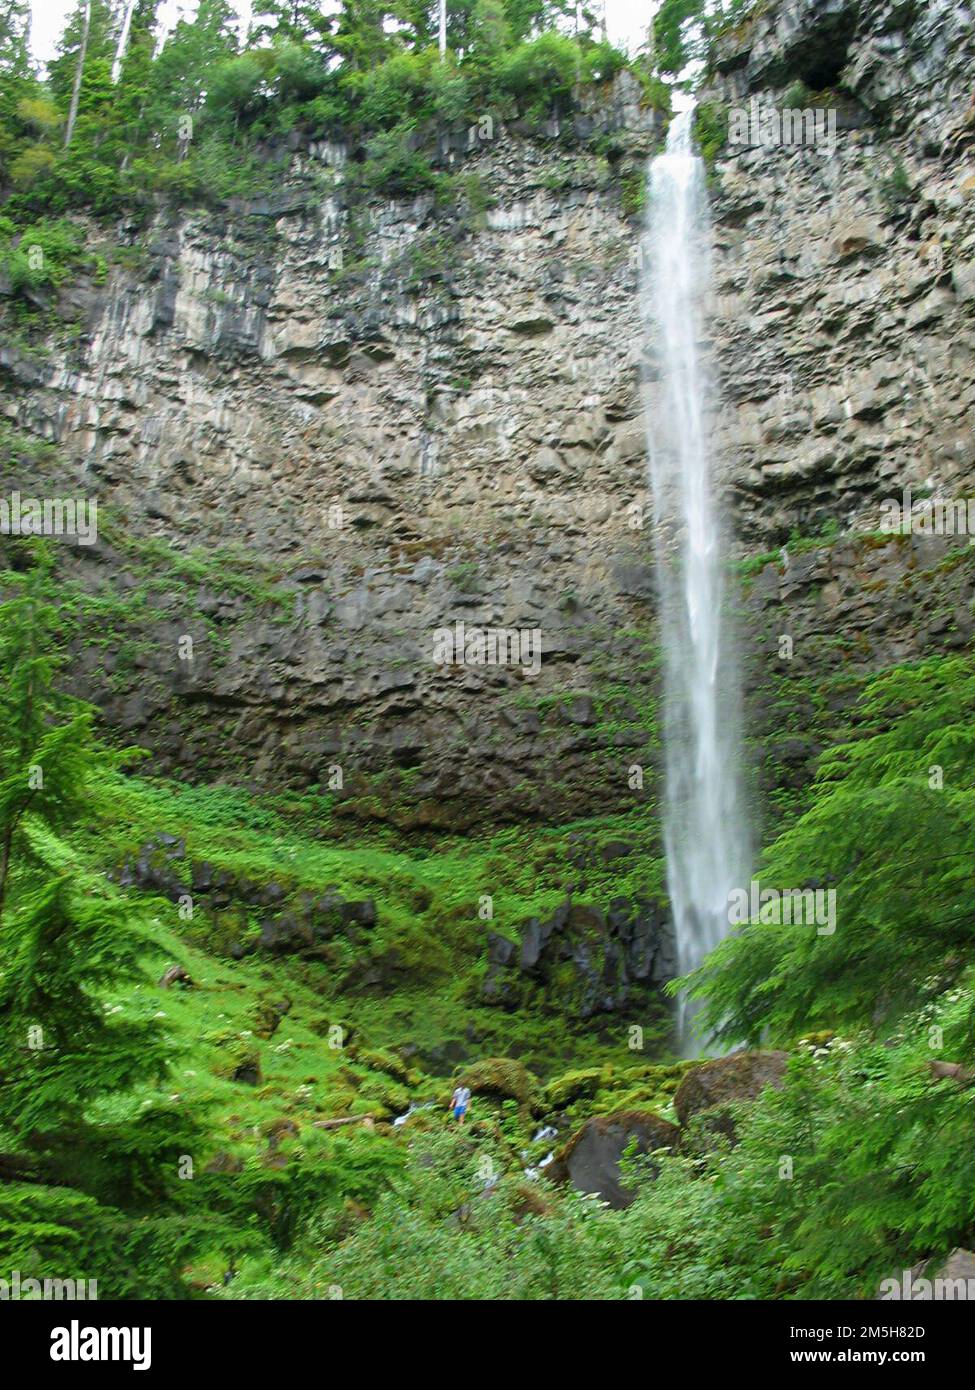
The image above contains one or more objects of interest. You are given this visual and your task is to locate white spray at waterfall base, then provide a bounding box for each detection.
[641,109,750,1056]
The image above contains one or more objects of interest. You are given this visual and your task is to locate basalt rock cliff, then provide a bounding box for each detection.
[2,0,974,845]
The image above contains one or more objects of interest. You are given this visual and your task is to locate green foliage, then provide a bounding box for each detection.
[687,653,975,1046]
[232,1126,633,1299]
[652,0,757,77]
[206,51,272,119]
[0,1183,202,1298]
[346,48,439,130]
[619,165,647,218]
[0,216,85,300]
[357,123,441,196]
[781,79,813,109]
[693,100,728,164]
[653,0,708,76]
[497,31,582,116]
[0,557,109,913]
[626,1016,975,1298]
[0,561,207,1290]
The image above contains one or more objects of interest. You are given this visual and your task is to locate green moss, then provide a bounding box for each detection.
[458,1058,540,1111]
[693,101,729,166]
[543,1067,603,1108]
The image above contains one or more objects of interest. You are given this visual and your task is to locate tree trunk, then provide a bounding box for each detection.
[111,0,137,83]
[64,0,92,149]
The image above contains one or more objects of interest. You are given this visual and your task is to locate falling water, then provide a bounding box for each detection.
[640,109,749,1055]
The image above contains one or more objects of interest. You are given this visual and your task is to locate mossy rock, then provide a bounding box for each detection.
[358,1050,411,1084]
[357,1047,418,1086]
[459,1057,540,1113]
[674,1050,789,1147]
[253,995,292,1040]
[309,1015,356,1046]
[592,1062,690,1110]
[216,1046,262,1086]
[543,1067,604,1109]
[618,1062,689,1090]
[595,1084,668,1115]
[316,1087,359,1118]
[358,1079,411,1120]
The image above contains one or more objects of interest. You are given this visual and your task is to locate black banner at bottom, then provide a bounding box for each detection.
[0,1297,968,1374]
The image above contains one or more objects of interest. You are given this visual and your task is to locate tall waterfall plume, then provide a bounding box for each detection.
[640,109,750,1055]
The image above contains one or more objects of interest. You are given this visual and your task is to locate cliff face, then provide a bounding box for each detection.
[3,74,665,827]
[2,0,974,827]
[707,0,975,542]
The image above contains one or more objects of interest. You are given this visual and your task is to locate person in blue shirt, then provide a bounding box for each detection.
[449,1084,471,1124]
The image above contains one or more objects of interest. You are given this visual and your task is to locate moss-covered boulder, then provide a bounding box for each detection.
[543,1067,604,1109]
[458,1057,540,1115]
[217,1046,263,1087]
[356,1047,420,1086]
[547,1110,679,1209]
[674,1050,789,1146]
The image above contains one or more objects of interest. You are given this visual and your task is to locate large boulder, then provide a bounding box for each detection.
[543,1067,604,1110]
[674,1051,789,1145]
[548,1111,680,1209]
[458,1058,540,1114]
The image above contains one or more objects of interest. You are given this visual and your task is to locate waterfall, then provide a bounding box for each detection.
[640,108,749,1055]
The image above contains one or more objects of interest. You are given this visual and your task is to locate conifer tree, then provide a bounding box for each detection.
[49,0,115,145]
[688,653,975,1046]
[0,556,199,1287]
[0,0,37,173]
[0,560,92,923]
[112,0,160,153]
[146,0,239,138]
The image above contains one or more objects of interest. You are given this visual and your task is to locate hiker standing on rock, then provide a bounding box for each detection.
[449,1083,471,1125]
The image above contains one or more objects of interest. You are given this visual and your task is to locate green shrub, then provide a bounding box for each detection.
[498,32,583,116]
[346,50,437,131]
[0,216,84,298]
[357,124,440,197]
[693,100,728,164]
